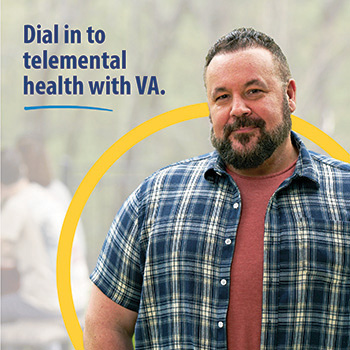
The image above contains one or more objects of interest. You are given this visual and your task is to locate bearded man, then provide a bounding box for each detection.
[84,28,350,350]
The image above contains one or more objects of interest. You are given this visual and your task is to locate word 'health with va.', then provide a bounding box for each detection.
[23,75,165,96]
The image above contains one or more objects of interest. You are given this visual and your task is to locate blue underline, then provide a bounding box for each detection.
[24,105,113,112]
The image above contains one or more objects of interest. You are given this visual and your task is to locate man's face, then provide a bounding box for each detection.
[205,48,296,170]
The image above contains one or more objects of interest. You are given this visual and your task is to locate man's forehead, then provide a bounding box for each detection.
[208,47,275,69]
[205,48,279,87]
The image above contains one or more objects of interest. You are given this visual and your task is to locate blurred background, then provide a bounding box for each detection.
[1,0,350,347]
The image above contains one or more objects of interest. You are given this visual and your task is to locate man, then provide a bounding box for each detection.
[84,28,350,349]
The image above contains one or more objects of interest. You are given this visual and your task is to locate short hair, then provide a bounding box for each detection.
[204,27,291,83]
[1,149,25,185]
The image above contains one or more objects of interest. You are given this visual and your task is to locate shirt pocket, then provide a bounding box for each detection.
[298,220,350,282]
[278,220,350,350]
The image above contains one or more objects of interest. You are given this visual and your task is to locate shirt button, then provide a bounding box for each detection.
[225,238,232,245]
[218,321,224,328]
[220,279,227,286]
[233,202,239,209]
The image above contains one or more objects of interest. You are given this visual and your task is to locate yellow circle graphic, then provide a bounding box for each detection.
[57,103,350,350]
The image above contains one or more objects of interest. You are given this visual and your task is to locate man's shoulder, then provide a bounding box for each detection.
[310,151,350,177]
[137,152,217,194]
[148,152,216,178]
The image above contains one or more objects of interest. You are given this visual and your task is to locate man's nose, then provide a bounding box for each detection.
[230,97,251,117]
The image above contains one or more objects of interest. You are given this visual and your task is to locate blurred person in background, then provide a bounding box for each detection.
[17,134,76,214]
[16,134,90,315]
[1,146,89,323]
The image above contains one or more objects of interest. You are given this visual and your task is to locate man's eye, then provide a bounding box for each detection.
[216,94,229,101]
[247,89,262,95]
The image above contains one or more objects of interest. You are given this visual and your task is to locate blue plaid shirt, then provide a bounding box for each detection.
[91,132,350,349]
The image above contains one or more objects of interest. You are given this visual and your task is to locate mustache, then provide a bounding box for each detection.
[223,116,266,139]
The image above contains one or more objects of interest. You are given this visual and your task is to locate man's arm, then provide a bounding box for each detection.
[84,284,138,350]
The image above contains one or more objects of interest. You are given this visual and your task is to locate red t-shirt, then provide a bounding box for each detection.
[226,161,296,350]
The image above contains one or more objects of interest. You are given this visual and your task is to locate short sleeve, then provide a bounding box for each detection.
[90,189,143,312]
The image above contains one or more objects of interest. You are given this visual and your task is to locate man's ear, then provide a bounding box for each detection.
[286,79,296,112]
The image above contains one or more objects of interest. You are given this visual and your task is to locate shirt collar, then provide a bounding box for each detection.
[290,131,319,187]
[204,131,320,188]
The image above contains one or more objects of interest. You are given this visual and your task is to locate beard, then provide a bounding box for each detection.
[210,95,292,170]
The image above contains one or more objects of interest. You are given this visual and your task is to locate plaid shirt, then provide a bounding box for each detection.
[91,132,350,350]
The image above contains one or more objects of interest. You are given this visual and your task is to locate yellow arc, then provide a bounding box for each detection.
[56,103,350,350]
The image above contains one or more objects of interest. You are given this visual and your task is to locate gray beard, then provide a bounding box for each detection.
[210,97,292,170]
